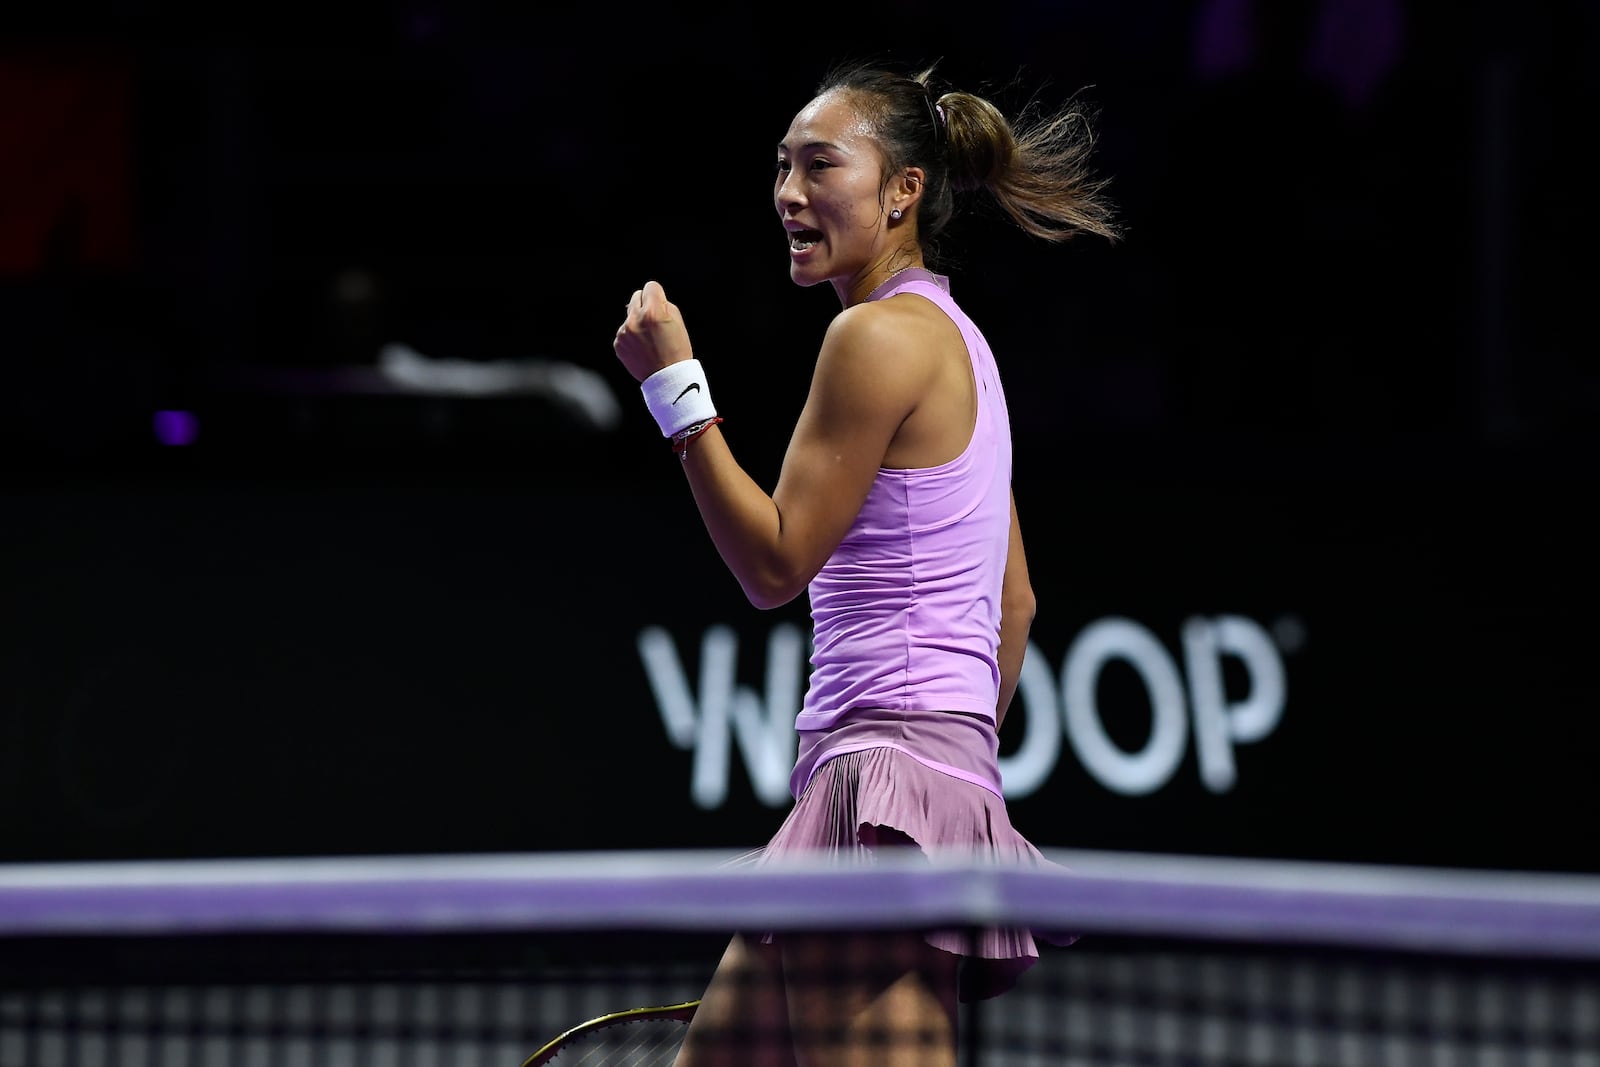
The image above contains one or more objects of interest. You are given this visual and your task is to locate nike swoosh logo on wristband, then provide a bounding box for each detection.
[673,383,701,404]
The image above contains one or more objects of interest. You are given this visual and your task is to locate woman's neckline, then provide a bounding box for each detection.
[864,266,948,303]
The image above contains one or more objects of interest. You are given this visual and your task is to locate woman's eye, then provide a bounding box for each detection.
[774,158,831,176]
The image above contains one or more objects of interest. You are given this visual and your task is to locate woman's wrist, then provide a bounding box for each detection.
[640,359,717,437]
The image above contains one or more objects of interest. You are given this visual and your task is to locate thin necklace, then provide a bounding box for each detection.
[866,264,931,302]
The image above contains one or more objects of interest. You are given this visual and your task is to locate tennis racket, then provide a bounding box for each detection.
[523,999,700,1066]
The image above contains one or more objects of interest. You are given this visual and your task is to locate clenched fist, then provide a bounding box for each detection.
[614,280,696,383]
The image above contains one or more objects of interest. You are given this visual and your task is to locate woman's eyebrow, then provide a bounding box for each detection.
[777,140,844,153]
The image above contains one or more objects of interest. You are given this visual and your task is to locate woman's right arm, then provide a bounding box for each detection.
[995,489,1037,729]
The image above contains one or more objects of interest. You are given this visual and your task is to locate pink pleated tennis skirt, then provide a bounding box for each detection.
[737,745,1077,1002]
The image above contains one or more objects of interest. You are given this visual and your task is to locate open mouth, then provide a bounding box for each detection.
[787,229,822,252]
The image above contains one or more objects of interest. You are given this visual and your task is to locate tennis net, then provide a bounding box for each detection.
[2,847,1598,1065]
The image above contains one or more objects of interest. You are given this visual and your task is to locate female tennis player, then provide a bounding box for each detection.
[613,58,1120,1066]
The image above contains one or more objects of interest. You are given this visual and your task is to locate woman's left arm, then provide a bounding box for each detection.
[615,280,928,610]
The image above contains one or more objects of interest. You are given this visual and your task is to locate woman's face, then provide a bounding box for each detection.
[774,90,895,298]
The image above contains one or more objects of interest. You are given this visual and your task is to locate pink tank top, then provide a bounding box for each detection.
[791,268,1012,800]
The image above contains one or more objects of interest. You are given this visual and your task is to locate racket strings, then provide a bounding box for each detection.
[529,1007,696,1066]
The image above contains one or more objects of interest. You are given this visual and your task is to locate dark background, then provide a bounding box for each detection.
[2,1,1596,873]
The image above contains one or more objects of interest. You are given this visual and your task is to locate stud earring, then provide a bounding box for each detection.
[890,208,904,220]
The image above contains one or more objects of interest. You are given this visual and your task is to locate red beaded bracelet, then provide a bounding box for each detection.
[671,416,724,460]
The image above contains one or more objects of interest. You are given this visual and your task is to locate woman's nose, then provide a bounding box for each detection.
[775,172,805,211]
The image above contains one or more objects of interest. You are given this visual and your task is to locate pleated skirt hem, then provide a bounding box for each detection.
[735,746,1077,1002]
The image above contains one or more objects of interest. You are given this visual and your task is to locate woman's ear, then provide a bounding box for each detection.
[892,167,927,216]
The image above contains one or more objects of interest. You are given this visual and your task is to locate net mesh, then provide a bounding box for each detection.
[2,849,1598,1066]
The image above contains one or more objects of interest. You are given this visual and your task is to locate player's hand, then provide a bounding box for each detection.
[614,280,695,383]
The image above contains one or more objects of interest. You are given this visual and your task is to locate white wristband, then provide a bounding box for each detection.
[640,359,717,437]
